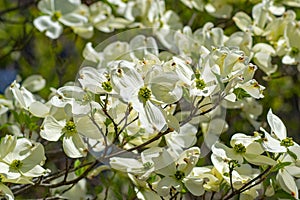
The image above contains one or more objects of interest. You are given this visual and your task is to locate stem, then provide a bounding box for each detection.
[105,127,174,158]
[40,160,99,188]
[223,166,272,200]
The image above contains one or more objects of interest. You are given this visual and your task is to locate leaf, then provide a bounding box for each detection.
[287,149,298,160]
[233,88,251,100]
[74,159,89,177]
[271,162,292,172]
[272,189,296,199]
[104,118,112,126]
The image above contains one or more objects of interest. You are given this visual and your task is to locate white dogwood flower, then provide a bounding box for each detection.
[40,115,102,158]
[110,60,181,133]
[153,147,201,197]
[261,109,297,153]
[0,137,48,183]
[33,0,87,39]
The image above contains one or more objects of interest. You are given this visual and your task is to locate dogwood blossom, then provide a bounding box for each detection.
[33,0,88,39]
[0,136,48,183]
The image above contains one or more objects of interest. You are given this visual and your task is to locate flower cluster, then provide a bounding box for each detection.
[0,0,299,199]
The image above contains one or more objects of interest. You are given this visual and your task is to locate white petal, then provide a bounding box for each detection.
[110,61,143,102]
[0,135,16,159]
[33,16,63,39]
[0,162,20,180]
[76,116,103,139]
[212,142,243,163]
[230,133,260,148]
[267,109,287,140]
[233,12,252,32]
[82,43,103,63]
[245,142,264,155]
[59,13,87,27]
[144,101,167,132]
[22,165,47,177]
[166,123,197,155]
[285,165,300,178]
[37,0,54,15]
[277,169,298,199]
[22,75,46,92]
[172,56,194,85]
[10,81,29,109]
[244,154,276,166]
[21,143,45,173]
[109,157,144,173]
[184,177,204,196]
[63,133,87,158]
[157,177,181,197]
[40,116,64,141]
[150,73,182,104]
[0,183,14,200]
[53,0,81,14]
[29,101,50,118]
[153,150,176,176]
[260,128,286,153]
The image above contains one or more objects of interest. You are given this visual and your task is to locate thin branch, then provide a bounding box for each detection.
[40,161,99,188]
[223,166,272,200]
[105,127,174,158]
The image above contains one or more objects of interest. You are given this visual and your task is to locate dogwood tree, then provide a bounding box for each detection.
[0,0,299,199]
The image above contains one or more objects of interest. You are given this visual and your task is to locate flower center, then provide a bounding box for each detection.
[63,121,77,135]
[51,11,62,21]
[10,160,23,170]
[195,78,206,90]
[228,160,240,169]
[174,170,185,180]
[291,47,299,56]
[280,137,294,147]
[101,81,113,92]
[143,162,153,170]
[138,86,151,102]
[233,143,246,153]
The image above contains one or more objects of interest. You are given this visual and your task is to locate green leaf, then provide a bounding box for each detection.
[233,88,251,100]
[272,189,296,199]
[104,118,112,126]
[271,162,292,172]
[287,149,298,160]
[74,159,88,177]
[94,185,103,194]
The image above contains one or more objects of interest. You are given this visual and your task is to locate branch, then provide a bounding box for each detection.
[40,160,99,188]
[105,127,174,158]
[223,166,272,200]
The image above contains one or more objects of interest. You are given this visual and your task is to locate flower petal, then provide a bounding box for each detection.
[33,16,63,39]
[40,116,64,141]
[63,133,87,158]
[267,109,287,140]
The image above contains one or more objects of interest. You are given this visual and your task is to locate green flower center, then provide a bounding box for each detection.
[143,162,153,170]
[138,86,151,102]
[174,170,185,181]
[291,47,299,56]
[51,11,62,21]
[10,160,23,170]
[195,78,206,90]
[234,143,246,153]
[280,137,294,147]
[101,81,113,92]
[228,160,240,169]
[63,121,77,135]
